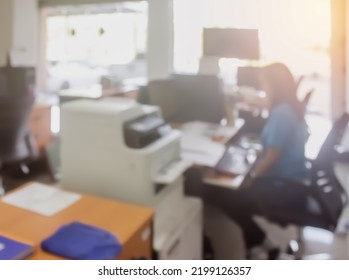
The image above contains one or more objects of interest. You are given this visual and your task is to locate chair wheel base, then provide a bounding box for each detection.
[286,240,304,259]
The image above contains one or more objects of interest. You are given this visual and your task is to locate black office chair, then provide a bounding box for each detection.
[0,96,37,194]
[252,113,349,259]
[313,113,349,169]
[301,89,314,113]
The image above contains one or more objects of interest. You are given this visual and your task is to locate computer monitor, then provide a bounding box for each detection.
[171,74,226,123]
[203,28,260,60]
[237,66,262,90]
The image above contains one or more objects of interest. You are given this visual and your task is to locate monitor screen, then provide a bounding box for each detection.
[237,66,262,90]
[203,28,260,59]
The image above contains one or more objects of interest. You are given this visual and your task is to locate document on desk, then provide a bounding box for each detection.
[181,120,243,140]
[2,182,81,217]
[181,134,225,167]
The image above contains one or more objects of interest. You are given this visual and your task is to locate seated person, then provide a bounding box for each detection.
[203,62,309,259]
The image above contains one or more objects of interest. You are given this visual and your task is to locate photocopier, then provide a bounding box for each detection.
[60,98,203,259]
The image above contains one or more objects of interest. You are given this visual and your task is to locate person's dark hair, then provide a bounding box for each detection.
[261,63,304,119]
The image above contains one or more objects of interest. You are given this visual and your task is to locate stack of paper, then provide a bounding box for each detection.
[181,120,243,140]
[180,120,246,167]
[2,182,81,217]
[180,134,225,167]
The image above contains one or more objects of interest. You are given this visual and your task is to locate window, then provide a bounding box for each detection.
[47,11,147,65]
[44,1,148,92]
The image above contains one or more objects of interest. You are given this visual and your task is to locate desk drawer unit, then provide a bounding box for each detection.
[117,220,153,260]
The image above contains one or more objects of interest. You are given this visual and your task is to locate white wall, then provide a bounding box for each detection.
[331,0,347,120]
[147,0,174,80]
[173,0,204,74]
[346,0,349,114]
[0,0,14,66]
[0,0,38,67]
[11,0,39,67]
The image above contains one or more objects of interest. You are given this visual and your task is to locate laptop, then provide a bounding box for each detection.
[215,145,256,176]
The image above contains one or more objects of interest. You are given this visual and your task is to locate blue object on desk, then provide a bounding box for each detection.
[0,235,34,260]
[41,222,122,260]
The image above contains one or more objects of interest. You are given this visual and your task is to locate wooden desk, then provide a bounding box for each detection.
[0,183,154,260]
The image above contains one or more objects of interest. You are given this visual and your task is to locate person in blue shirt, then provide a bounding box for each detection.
[202,63,309,259]
[252,63,309,182]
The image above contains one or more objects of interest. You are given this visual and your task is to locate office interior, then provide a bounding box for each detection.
[1,0,349,260]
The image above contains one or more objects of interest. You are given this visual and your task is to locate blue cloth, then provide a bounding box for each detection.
[261,103,309,182]
[41,222,122,260]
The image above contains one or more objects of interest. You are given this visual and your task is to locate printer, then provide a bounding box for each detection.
[60,98,202,259]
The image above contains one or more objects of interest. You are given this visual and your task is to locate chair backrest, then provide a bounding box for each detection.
[0,96,35,162]
[310,113,349,229]
[301,89,313,111]
[171,74,226,123]
[310,166,348,230]
[315,113,349,168]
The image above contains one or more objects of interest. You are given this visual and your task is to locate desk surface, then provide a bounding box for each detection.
[0,183,154,260]
[175,119,249,189]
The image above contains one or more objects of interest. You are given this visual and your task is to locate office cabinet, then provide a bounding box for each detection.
[154,198,202,260]
[0,0,38,67]
[117,220,153,260]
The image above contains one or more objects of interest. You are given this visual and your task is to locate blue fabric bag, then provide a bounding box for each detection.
[41,221,122,260]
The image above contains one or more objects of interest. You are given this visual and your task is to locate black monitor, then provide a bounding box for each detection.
[237,66,262,90]
[203,28,260,59]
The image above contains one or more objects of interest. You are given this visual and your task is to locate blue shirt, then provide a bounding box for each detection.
[261,103,309,182]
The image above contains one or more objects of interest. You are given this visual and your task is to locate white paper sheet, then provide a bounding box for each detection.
[2,183,81,217]
[181,120,243,140]
[181,134,225,167]
[179,121,246,167]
